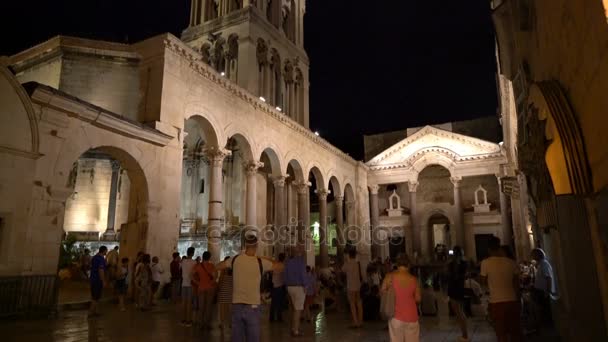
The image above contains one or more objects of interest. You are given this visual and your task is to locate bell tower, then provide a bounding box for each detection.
[182,0,310,128]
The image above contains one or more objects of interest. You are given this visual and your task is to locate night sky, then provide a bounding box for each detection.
[2,0,497,160]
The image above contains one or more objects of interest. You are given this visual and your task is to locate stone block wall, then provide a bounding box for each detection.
[59,56,141,121]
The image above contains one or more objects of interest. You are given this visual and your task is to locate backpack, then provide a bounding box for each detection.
[231,254,264,291]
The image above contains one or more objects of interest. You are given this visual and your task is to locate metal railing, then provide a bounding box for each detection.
[0,275,59,318]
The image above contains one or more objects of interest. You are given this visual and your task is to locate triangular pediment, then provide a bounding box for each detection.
[367,126,502,167]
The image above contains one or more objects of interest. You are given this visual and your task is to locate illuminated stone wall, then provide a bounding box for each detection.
[63,158,131,235]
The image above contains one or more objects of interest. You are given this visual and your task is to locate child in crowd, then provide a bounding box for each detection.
[115,257,129,311]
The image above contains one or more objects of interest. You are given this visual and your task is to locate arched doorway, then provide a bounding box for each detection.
[427,213,451,260]
[58,146,148,303]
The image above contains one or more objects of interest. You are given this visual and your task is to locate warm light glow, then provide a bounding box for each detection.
[259,96,266,102]
[220,72,226,77]
[315,131,320,136]
[276,106,282,112]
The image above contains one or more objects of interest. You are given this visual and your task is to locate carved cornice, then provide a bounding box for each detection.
[162,36,357,166]
[29,84,174,147]
[407,181,419,193]
[368,146,505,171]
[367,125,502,167]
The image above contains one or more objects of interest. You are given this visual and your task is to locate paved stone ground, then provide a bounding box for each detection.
[1,301,559,342]
[0,304,504,342]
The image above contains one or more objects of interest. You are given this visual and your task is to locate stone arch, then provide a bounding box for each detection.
[224,127,255,162]
[286,158,305,182]
[59,145,150,261]
[306,163,325,191]
[259,145,284,177]
[526,82,593,195]
[411,150,457,181]
[184,112,222,149]
[0,63,39,156]
[328,173,342,198]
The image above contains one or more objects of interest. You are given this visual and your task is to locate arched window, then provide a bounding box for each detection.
[256,39,268,98]
[213,38,226,75]
[270,49,282,107]
[294,67,304,123]
[283,59,294,116]
[226,34,239,82]
[281,0,296,43]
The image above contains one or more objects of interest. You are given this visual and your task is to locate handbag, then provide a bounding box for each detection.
[380,275,395,320]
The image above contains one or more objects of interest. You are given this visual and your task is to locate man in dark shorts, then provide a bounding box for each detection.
[89,245,108,318]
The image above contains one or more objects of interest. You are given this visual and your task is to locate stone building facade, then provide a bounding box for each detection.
[364,124,511,264]
[0,1,607,339]
[493,0,608,339]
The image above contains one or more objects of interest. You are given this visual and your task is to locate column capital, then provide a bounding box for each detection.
[110,160,121,172]
[334,195,344,204]
[408,181,419,193]
[294,180,311,194]
[369,184,380,195]
[203,147,231,166]
[315,188,330,200]
[271,175,287,188]
[450,176,462,187]
[244,160,264,175]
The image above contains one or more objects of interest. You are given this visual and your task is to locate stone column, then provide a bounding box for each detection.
[103,160,121,239]
[335,196,345,263]
[273,176,287,255]
[408,181,419,257]
[295,181,310,245]
[190,0,198,26]
[369,185,380,260]
[451,177,466,253]
[317,189,330,268]
[205,148,230,263]
[243,0,250,8]
[244,161,264,228]
[497,176,513,246]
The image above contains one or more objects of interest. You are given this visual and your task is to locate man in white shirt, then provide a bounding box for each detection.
[480,236,522,342]
[151,256,164,303]
[342,249,363,328]
[217,234,275,341]
[180,247,197,327]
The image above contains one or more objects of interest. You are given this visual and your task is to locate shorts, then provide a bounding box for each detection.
[152,281,160,294]
[115,279,127,295]
[91,281,103,301]
[287,286,306,310]
[489,301,521,336]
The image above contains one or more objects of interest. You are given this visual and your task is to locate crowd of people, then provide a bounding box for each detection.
[85,235,555,342]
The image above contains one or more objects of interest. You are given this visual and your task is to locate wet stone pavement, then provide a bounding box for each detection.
[2,303,550,342]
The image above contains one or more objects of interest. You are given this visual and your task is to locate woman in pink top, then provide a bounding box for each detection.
[381,255,421,342]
